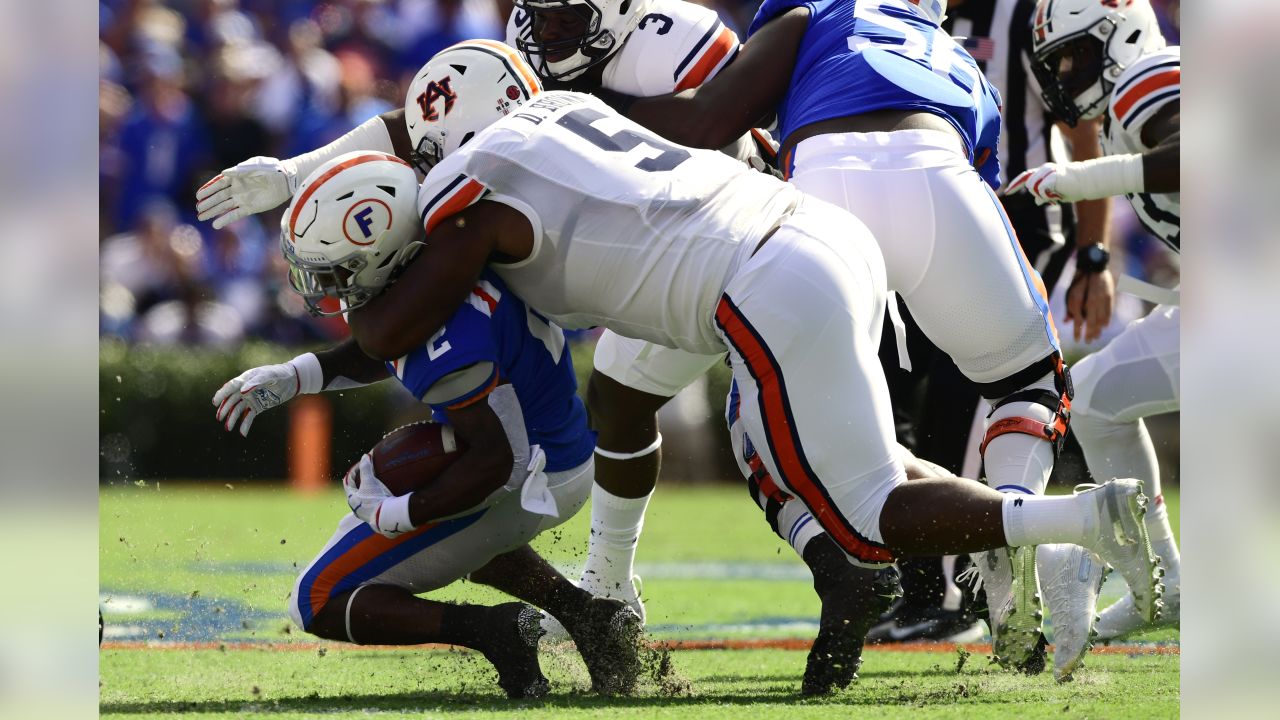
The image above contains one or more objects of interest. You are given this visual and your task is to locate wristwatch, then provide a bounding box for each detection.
[1076,243,1111,273]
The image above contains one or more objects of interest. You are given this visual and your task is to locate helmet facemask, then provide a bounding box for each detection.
[1031,0,1166,128]
[1033,34,1108,127]
[409,132,444,175]
[282,224,424,317]
[514,0,635,82]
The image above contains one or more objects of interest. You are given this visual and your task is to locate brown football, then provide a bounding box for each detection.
[368,421,467,496]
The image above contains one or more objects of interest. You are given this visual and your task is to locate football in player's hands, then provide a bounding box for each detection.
[367,421,467,496]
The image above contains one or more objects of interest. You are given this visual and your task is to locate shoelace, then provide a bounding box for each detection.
[956,566,984,594]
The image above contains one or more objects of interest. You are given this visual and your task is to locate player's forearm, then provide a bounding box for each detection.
[407,391,521,525]
[348,213,493,361]
[1142,136,1179,194]
[406,445,513,526]
[313,338,390,389]
[1074,196,1111,250]
[622,89,758,150]
[613,8,808,149]
[1060,120,1112,249]
[283,112,401,185]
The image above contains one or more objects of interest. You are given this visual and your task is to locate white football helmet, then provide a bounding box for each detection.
[280,152,423,317]
[404,39,542,173]
[1030,0,1166,126]
[513,0,652,82]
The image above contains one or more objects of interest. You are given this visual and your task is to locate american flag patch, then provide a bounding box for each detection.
[962,36,996,62]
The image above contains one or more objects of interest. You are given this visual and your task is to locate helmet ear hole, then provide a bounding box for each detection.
[1124,29,1142,45]
[459,131,476,148]
[619,0,630,14]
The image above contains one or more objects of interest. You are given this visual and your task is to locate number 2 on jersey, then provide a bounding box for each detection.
[557,107,692,172]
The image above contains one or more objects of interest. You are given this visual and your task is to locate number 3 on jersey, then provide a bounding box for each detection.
[557,107,692,172]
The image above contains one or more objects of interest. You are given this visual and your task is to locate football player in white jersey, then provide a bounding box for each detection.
[1006,0,1180,680]
[342,41,1164,692]
[192,1,792,636]
[555,0,1088,674]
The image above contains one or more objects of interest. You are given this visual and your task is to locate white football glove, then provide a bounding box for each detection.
[344,454,415,538]
[212,353,322,436]
[195,156,299,229]
[1004,163,1070,205]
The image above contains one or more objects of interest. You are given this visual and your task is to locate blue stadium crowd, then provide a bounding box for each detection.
[98,0,1178,348]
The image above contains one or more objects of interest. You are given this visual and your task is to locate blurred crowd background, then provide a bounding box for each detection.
[97,0,774,346]
[99,0,1179,350]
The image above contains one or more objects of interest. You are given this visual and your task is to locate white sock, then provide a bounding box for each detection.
[581,484,652,589]
[982,374,1058,497]
[777,500,822,558]
[1002,493,1096,548]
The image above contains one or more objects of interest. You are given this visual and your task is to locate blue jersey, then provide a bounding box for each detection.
[387,270,595,473]
[749,0,1004,187]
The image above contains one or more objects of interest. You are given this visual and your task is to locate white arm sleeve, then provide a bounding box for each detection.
[284,115,398,187]
[485,383,532,494]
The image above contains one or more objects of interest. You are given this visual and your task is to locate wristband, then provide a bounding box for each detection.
[374,493,416,535]
[288,352,324,395]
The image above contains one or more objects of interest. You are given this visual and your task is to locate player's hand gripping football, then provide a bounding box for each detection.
[344,454,414,538]
[196,156,299,229]
[212,362,301,437]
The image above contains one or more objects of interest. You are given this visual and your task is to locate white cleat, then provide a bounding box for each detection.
[1095,583,1180,641]
[970,544,1043,671]
[1039,543,1105,682]
[1077,480,1166,625]
[540,574,646,643]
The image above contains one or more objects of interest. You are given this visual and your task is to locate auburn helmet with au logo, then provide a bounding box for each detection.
[403,40,543,173]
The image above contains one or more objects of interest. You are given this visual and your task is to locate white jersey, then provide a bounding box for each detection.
[416,92,801,355]
[505,0,740,95]
[1103,46,1180,251]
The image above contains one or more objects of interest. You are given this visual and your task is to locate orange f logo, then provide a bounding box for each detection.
[416,77,457,122]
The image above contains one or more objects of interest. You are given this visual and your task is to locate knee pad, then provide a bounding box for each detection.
[979,354,1074,460]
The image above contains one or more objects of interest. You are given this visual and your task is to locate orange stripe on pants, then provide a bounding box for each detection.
[715,297,894,564]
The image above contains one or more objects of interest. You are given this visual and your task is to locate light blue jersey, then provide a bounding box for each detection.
[387,270,595,473]
[750,0,1004,187]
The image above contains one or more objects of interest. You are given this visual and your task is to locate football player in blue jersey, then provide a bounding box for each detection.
[593,0,1077,677]
[210,152,642,698]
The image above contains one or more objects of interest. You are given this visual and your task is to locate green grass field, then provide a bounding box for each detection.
[100,482,1179,718]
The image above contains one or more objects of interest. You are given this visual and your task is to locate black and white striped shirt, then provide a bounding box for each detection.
[945,0,1072,280]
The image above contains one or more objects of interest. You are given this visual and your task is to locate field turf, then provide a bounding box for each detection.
[100,482,1179,718]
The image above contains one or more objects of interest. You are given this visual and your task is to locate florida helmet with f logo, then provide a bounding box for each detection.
[404,40,543,174]
[280,152,423,316]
